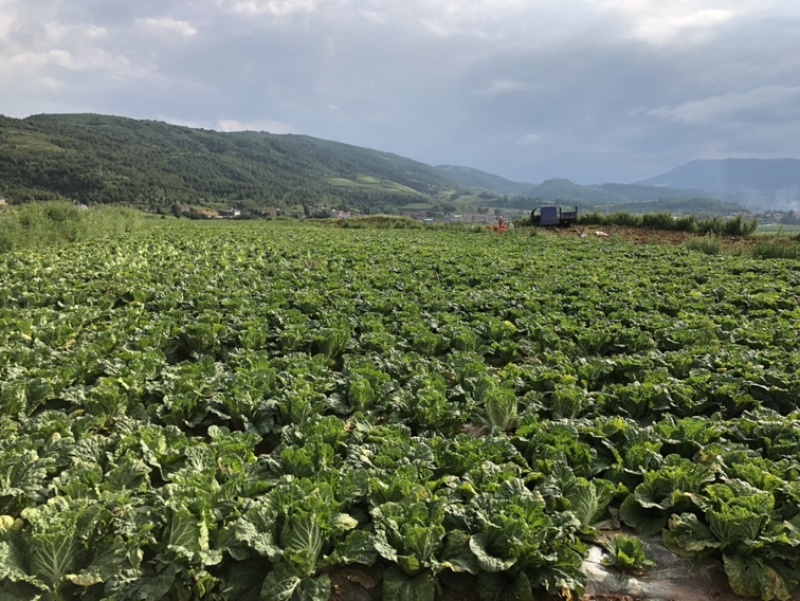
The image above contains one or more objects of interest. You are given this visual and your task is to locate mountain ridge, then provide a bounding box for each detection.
[435,165,745,209]
[0,113,789,213]
[636,158,800,209]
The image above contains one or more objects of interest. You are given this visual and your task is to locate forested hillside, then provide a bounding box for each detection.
[0,114,463,213]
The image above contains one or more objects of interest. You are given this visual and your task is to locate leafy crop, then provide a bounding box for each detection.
[602,534,655,574]
[0,221,799,600]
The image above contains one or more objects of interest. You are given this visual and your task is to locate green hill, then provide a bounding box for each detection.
[0,113,462,213]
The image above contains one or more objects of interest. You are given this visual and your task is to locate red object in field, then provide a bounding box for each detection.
[488,218,507,233]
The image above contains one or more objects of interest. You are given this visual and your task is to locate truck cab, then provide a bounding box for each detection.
[531,206,578,227]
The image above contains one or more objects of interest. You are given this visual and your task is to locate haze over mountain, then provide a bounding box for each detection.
[637,159,800,209]
[436,165,740,208]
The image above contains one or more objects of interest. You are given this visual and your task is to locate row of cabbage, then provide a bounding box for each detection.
[1,222,799,600]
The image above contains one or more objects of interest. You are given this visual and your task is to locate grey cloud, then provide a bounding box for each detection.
[2,0,799,183]
[648,86,800,125]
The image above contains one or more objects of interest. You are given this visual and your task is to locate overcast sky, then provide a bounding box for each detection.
[1,0,798,184]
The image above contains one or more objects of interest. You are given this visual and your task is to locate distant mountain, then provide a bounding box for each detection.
[0,112,767,215]
[591,198,746,216]
[636,159,800,209]
[534,179,724,206]
[436,166,732,209]
[436,165,540,197]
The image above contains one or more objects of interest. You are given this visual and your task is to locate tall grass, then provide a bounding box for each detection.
[685,236,722,255]
[722,214,759,236]
[0,202,144,253]
[751,238,800,260]
[579,211,757,235]
[641,213,677,230]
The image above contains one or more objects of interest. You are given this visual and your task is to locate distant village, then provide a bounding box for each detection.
[3,197,795,228]
[172,202,800,228]
[176,202,522,224]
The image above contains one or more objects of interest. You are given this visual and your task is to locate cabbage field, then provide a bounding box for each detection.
[1,221,800,601]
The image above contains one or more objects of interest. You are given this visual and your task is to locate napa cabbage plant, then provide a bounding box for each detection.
[236,479,375,601]
[466,482,587,600]
[602,534,655,574]
[619,455,715,536]
[664,480,800,601]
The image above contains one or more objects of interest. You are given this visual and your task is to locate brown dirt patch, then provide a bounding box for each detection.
[582,596,646,601]
[329,568,380,601]
[546,226,756,251]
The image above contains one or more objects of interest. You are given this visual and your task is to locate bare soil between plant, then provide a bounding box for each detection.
[546,225,758,251]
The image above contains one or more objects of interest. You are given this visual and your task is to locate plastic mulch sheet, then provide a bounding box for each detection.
[582,533,800,601]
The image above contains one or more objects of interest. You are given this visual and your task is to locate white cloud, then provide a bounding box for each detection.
[515,133,543,146]
[353,9,388,24]
[0,14,12,39]
[415,0,553,39]
[78,24,110,40]
[217,118,297,133]
[633,9,733,44]
[474,80,536,95]
[155,116,212,129]
[420,18,489,38]
[156,117,297,134]
[647,86,800,125]
[589,0,744,44]
[0,0,22,37]
[138,17,198,38]
[2,47,139,80]
[0,1,146,93]
[33,20,111,45]
[217,0,319,16]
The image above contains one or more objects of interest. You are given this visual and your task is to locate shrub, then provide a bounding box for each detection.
[696,216,722,234]
[672,214,698,233]
[722,214,758,236]
[0,201,144,253]
[685,236,722,255]
[578,212,606,226]
[607,212,642,228]
[641,212,676,230]
[579,212,643,228]
[751,239,800,260]
[579,210,756,236]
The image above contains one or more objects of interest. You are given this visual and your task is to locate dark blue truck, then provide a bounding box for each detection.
[531,206,579,227]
